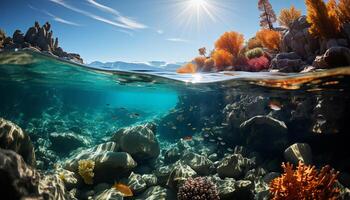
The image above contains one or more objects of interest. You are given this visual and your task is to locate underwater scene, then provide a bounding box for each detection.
[1,50,350,199]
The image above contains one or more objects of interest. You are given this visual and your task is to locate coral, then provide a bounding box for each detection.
[247,37,263,50]
[78,159,95,185]
[198,47,207,56]
[305,0,341,39]
[203,58,215,72]
[215,31,244,58]
[258,0,277,30]
[177,63,198,74]
[212,49,233,71]
[177,177,220,200]
[245,48,264,59]
[256,29,281,51]
[278,5,302,29]
[247,56,270,71]
[338,0,350,23]
[193,56,206,69]
[270,162,340,200]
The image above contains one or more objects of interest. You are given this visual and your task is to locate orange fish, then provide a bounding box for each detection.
[183,136,193,141]
[269,100,282,111]
[113,183,133,197]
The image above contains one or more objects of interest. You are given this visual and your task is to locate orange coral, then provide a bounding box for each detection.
[215,32,244,58]
[305,0,341,39]
[338,0,350,23]
[203,58,215,72]
[193,56,206,69]
[278,5,302,29]
[256,29,281,51]
[270,162,340,200]
[177,63,197,74]
[212,49,233,71]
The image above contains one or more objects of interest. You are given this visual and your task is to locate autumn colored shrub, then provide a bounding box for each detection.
[256,29,281,51]
[247,37,263,50]
[212,49,233,71]
[247,56,270,71]
[258,0,277,30]
[177,63,197,74]
[338,0,350,23]
[245,48,264,59]
[278,5,302,29]
[306,0,341,38]
[203,58,215,71]
[270,162,340,200]
[215,31,244,58]
[193,56,206,69]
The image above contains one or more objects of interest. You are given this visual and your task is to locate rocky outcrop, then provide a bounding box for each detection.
[271,52,306,72]
[0,118,36,166]
[313,47,350,69]
[217,153,255,179]
[180,152,214,175]
[64,142,137,183]
[111,123,160,162]
[1,22,83,63]
[284,143,312,165]
[49,132,90,155]
[136,186,176,200]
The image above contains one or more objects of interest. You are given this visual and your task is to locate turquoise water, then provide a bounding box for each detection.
[1,50,350,199]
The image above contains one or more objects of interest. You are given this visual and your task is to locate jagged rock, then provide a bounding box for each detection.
[111,123,160,162]
[126,172,147,194]
[284,143,312,165]
[271,52,306,72]
[164,146,182,164]
[135,186,176,200]
[155,165,174,186]
[239,116,288,153]
[0,118,36,166]
[12,30,24,45]
[56,168,79,190]
[209,175,254,200]
[142,174,158,187]
[64,142,137,183]
[263,172,281,184]
[166,162,197,190]
[323,47,350,68]
[244,167,267,182]
[38,172,72,200]
[24,26,38,44]
[217,154,255,179]
[180,152,214,175]
[49,132,90,155]
[94,188,124,200]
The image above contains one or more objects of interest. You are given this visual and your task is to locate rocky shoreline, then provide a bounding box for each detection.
[0,22,83,64]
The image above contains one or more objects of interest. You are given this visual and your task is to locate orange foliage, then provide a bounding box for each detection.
[212,49,233,71]
[338,0,350,23]
[270,162,340,200]
[203,58,215,71]
[305,0,341,38]
[177,63,197,74]
[215,32,244,58]
[193,56,206,69]
[278,5,302,28]
[256,29,281,51]
[247,37,263,50]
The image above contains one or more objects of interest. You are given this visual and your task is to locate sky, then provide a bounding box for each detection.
[0,0,307,63]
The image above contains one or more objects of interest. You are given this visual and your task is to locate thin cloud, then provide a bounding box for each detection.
[86,0,120,16]
[28,4,80,26]
[166,38,190,43]
[157,30,164,34]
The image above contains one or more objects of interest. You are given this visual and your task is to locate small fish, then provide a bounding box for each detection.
[203,134,209,138]
[113,183,133,197]
[192,128,196,131]
[217,137,223,141]
[209,139,216,143]
[183,136,193,141]
[221,123,228,126]
[269,100,282,111]
[227,148,234,152]
[171,126,177,130]
[220,142,226,146]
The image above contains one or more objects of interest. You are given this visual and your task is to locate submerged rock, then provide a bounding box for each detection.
[111,123,160,162]
[271,52,306,72]
[180,152,214,175]
[135,186,176,200]
[0,118,36,166]
[166,162,197,190]
[240,116,288,153]
[209,175,254,200]
[49,132,90,155]
[217,153,255,179]
[94,188,124,200]
[284,143,312,165]
[313,47,350,69]
[64,142,137,183]
[125,172,147,194]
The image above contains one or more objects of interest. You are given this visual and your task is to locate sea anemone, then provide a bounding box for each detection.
[78,159,95,185]
[177,177,220,200]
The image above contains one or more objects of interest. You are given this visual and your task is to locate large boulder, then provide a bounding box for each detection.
[49,132,90,155]
[284,143,313,165]
[111,123,160,162]
[0,118,36,166]
[239,116,288,153]
[135,186,176,200]
[64,142,137,183]
[216,154,255,179]
[271,52,306,72]
[180,152,214,175]
[166,162,197,190]
[12,30,25,45]
[313,47,350,69]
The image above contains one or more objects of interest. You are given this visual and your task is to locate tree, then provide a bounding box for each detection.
[278,5,302,29]
[305,0,341,38]
[212,49,233,71]
[338,0,350,23]
[258,0,277,30]
[215,31,244,58]
[198,47,207,56]
[256,29,281,51]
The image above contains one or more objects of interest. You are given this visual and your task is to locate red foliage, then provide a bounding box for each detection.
[247,56,270,71]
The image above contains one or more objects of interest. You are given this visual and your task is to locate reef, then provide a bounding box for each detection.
[0,21,83,64]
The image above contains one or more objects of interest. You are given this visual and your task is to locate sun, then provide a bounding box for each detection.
[189,0,206,8]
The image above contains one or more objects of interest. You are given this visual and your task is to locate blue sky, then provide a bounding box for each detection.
[0,0,306,63]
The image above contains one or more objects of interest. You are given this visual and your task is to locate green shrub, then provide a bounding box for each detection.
[245,47,264,59]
